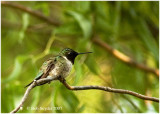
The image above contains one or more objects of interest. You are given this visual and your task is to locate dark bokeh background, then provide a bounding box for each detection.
[1,1,159,113]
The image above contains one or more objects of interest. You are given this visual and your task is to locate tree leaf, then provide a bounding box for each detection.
[2,55,30,83]
[66,10,92,38]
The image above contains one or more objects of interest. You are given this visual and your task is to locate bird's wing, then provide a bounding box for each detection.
[25,57,56,88]
[40,59,55,79]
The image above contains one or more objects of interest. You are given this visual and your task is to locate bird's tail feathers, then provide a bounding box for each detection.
[24,81,33,88]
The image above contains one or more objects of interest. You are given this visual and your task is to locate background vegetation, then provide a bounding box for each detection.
[1,1,159,113]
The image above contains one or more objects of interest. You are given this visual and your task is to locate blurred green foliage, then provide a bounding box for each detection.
[1,1,159,113]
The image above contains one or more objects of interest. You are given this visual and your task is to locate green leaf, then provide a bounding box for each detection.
[66,10,92,38]
[19,13,29,43]
[74,1,91,13]
[52,82,61,113]
[85,54,100,75]
[34,2,49,16]
[76,104,85,113]
[73,60,83,85]
[54,23,80,35]
[31,87,41,113]
[59,85,80,112]
[138,19,159,62]
[2,55,30,83]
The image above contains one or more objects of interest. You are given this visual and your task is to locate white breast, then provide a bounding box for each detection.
[49,56,73,78]
[63,56,72,66]
[63,56,73,78]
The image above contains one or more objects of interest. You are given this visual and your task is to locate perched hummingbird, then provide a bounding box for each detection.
[25,48,92,87]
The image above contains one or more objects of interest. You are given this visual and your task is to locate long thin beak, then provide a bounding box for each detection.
[78,52,92,55]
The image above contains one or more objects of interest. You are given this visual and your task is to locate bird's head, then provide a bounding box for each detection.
[60,48,92,64]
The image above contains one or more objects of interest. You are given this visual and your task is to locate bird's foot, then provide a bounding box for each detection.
[46,76,53,84]
[33,80,39,86]
[58,76,65,83]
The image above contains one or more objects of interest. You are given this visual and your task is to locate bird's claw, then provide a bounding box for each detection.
[34,80,39,86]
[58,76,65,83]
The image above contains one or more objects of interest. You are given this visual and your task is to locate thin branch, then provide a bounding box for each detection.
[11,82,36,113]
[58,77,159,103]
[92,36,159,77]
[10,76,159,113]
[10,77,58,113]
[1,1,61,27]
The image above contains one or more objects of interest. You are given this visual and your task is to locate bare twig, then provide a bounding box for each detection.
[92,36,159,77]
[1,1,61,27]
[11,82,36,113]
[58,77,159,103]
[10,77,58,113]
[10,76,159,113]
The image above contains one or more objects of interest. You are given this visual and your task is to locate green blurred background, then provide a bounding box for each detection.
[1,1,159,113]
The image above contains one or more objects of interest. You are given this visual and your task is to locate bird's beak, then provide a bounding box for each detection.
[78,52,92,55]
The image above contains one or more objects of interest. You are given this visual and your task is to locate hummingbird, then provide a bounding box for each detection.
[25,48,92,87]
